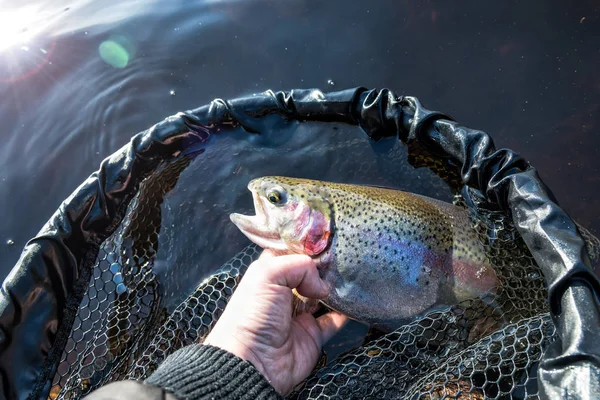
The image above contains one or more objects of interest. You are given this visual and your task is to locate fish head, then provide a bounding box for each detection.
[230,177,333,256]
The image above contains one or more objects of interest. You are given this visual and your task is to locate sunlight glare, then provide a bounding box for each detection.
[0,8,38,52]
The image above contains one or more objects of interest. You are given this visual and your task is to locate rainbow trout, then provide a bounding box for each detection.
[230,177,498,331]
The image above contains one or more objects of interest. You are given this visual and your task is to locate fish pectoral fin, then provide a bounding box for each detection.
[292,289,322,317]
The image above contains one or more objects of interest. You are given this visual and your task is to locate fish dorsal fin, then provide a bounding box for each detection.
[356,182,402,191]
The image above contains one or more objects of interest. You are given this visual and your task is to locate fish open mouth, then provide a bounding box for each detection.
[230,190,288,250]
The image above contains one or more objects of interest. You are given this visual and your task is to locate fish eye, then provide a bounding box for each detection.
[267,190,282,204]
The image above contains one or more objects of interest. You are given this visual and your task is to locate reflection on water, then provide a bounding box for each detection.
[0,7,42,52]
[0,0,599,281]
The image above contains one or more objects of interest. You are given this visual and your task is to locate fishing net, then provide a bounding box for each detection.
[4,88,597,400]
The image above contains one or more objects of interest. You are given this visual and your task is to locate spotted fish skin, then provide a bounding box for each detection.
[230,176,498,331]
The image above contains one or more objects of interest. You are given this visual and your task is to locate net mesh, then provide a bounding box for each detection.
[46,122,597,400]
[288,198,553,400]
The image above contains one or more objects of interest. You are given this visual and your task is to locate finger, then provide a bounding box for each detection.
[261,254,328,299]
[258,248,277,259]
[316,312,349,344]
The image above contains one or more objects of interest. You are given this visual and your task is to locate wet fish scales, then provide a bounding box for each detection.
[230,176,498,331]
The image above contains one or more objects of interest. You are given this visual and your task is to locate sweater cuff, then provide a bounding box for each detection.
[145,344,282,400]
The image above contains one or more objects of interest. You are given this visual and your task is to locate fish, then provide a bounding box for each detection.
[230,176,499,331]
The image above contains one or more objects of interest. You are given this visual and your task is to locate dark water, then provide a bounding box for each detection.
[0,0,599,280]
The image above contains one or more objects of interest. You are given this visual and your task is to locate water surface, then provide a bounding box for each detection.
[0,0,598,280]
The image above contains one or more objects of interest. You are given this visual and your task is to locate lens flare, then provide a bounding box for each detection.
[0,6,57,82]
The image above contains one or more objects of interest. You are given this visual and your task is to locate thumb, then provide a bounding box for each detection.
[259,254,329,299]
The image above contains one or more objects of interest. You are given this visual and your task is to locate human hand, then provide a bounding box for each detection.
[203,250,348,396]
